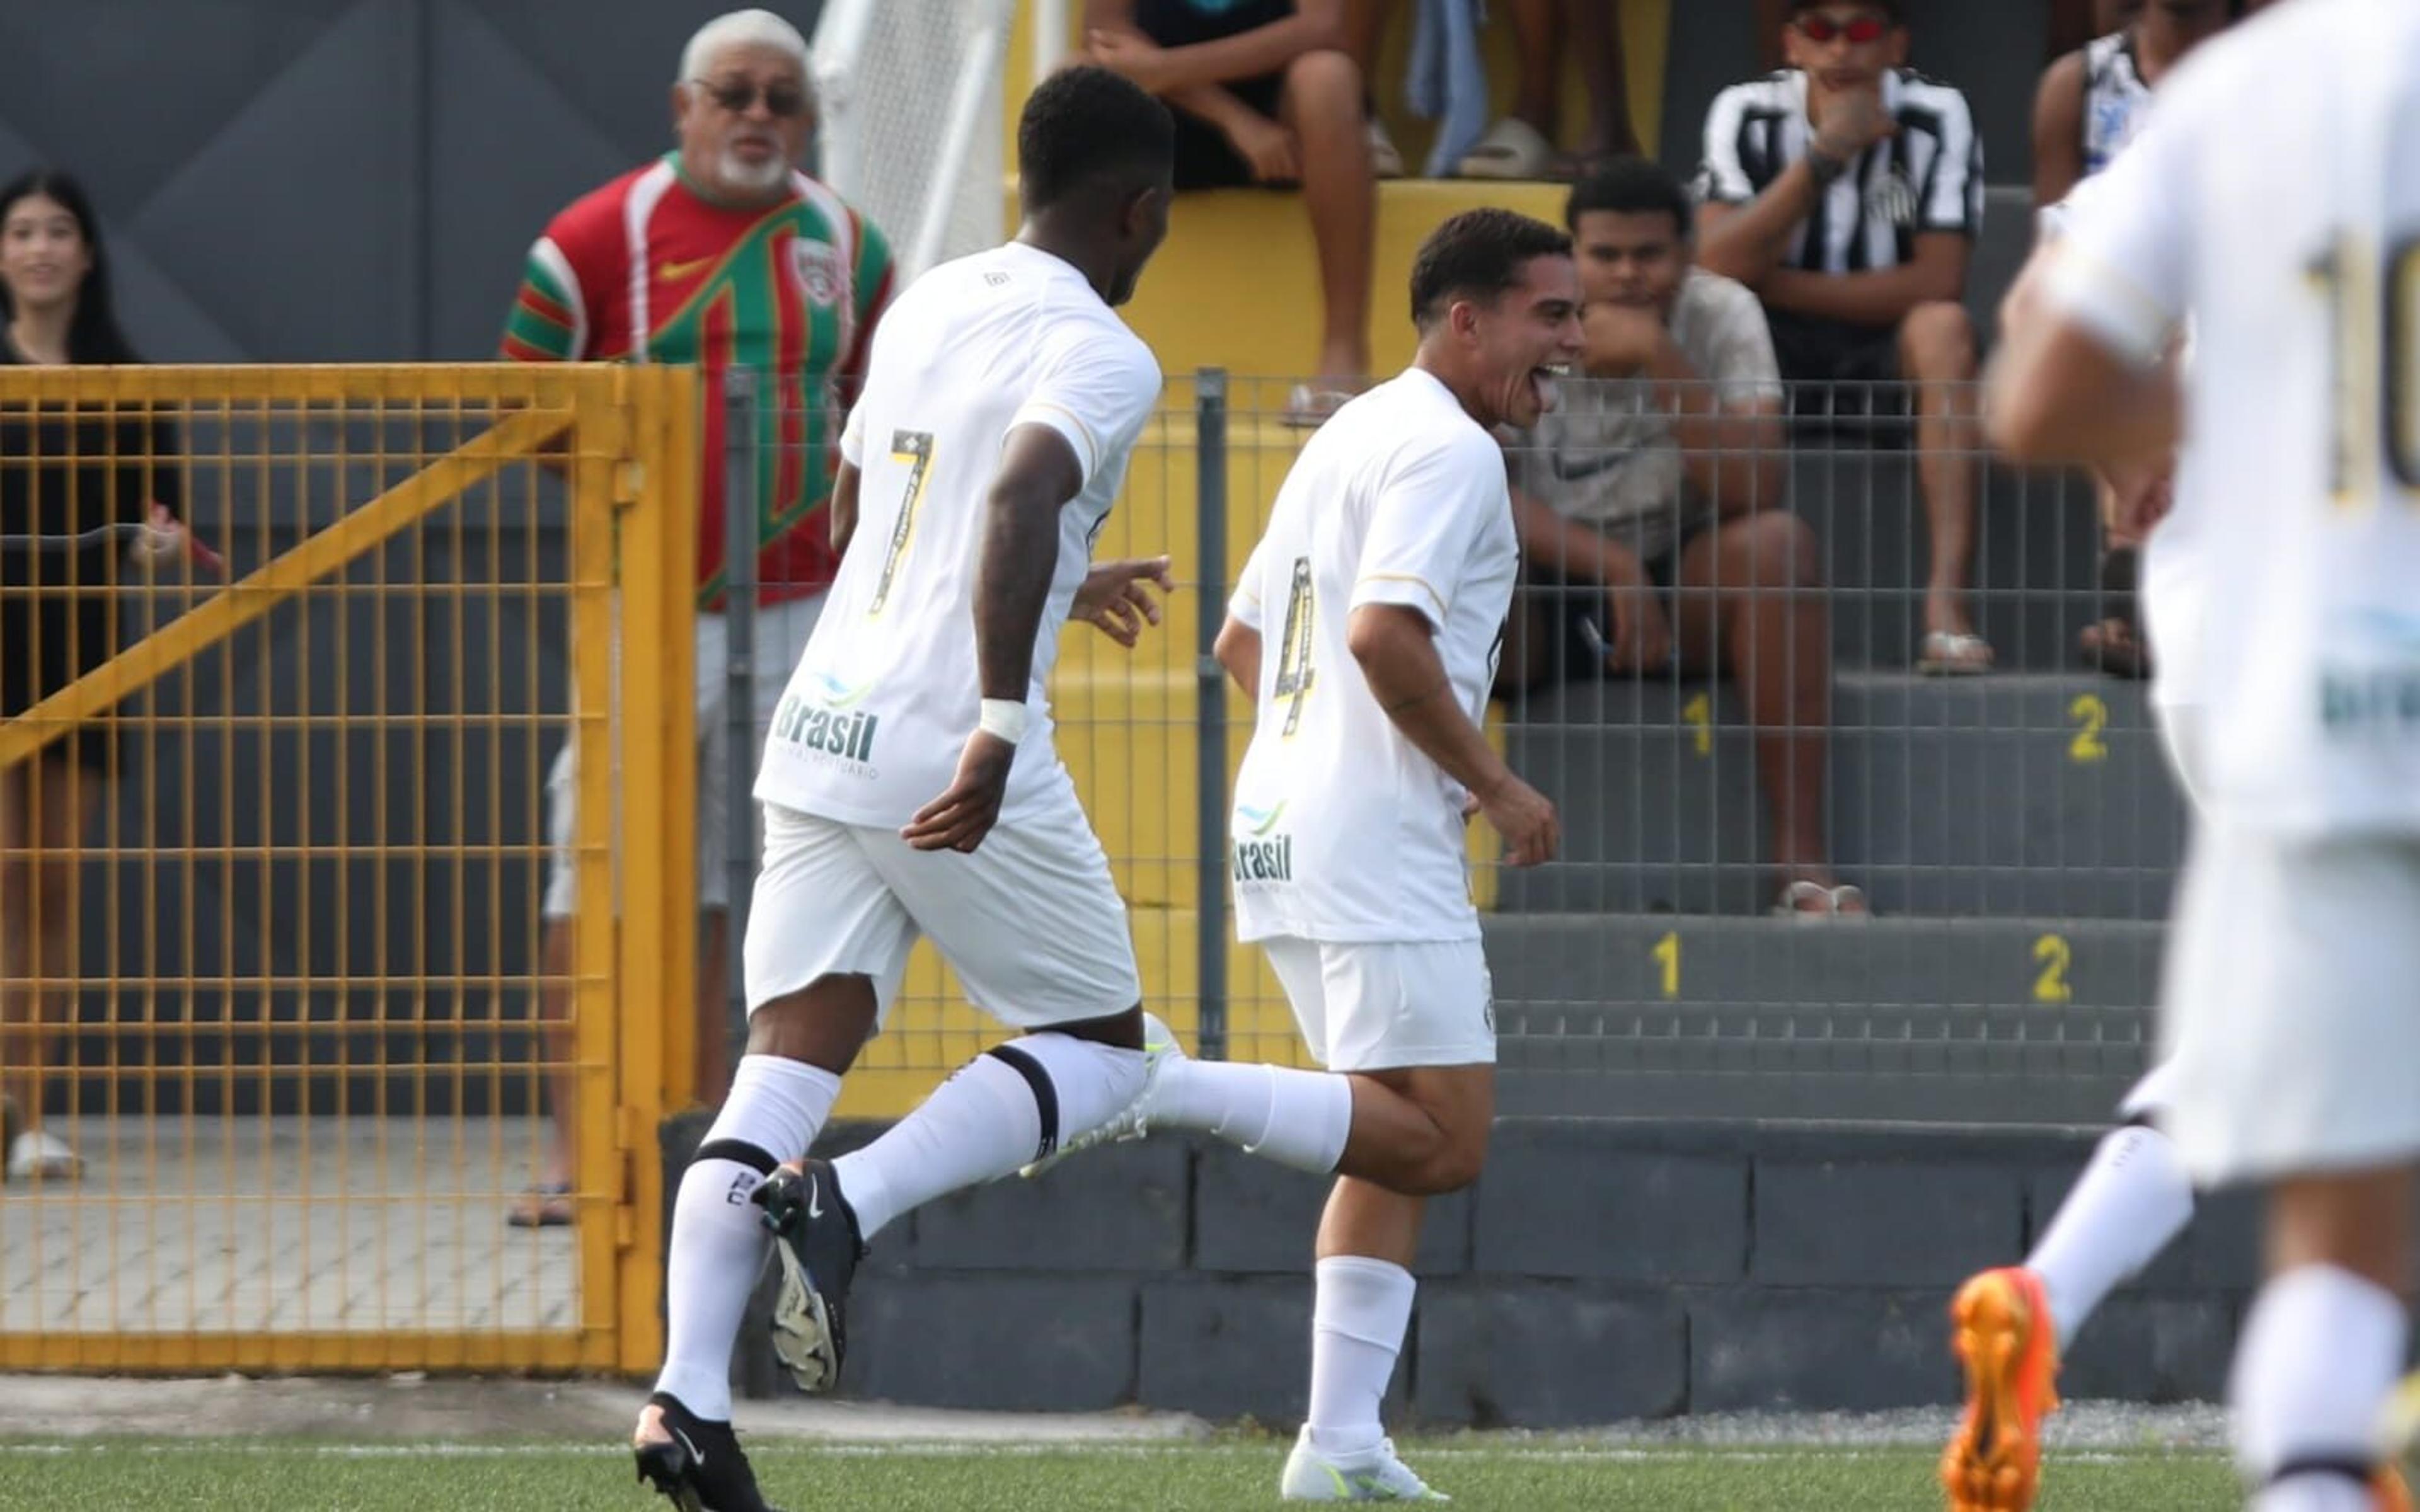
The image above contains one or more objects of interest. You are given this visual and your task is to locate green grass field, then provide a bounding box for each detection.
[0,1439,2241,1511]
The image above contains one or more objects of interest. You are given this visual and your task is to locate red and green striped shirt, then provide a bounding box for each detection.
[502,154,894,607]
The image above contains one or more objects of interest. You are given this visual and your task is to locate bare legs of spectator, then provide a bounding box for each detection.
[1279,49,1376,395]
[1562,0,1640,163]
[1901,301,1989,671]
[521,909,734,1225]
[0,753,102,1176]
[1673,512,1859,912]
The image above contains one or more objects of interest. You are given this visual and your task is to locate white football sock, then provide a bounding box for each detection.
[835,1032,1146,1242]
[653,1055,841,1419]
[2025,1122,2196,1350]
[1305,1255,1416,1459]
[1155,1058,1354,1174]
[2233,1264,2405,1509]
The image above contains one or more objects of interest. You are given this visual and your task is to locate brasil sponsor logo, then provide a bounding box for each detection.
[772,675,880,774]
[1231,801,1292,883]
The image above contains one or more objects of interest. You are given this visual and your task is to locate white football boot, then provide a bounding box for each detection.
[1280,1429,1449,1501]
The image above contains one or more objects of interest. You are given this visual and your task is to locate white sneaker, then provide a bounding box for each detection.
[1019,1012,1182,1179]
[8,1128,81,1182]
[1281,1429,1449,1501]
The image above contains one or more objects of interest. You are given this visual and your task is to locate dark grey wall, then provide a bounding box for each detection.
[680,1113,2254,1424]
[0,0,822,363]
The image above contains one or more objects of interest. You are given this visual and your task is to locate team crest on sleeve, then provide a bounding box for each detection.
[791,241,844,306]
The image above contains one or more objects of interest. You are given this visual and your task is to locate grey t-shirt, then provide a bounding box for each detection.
[1512,268,1782,562]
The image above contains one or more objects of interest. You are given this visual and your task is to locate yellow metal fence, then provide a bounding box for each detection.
[0,364,695,1373]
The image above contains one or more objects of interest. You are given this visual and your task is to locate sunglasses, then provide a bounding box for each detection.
[691,77,809,118]
[1794,13,1893,43]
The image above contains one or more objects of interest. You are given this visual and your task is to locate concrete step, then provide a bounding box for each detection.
[1497,671,2186,919]
[1485,912,2162,1124]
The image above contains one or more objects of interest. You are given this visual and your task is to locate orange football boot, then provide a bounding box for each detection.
[1942,1266,2062,1512]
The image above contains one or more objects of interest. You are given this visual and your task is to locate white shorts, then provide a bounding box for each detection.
[1260,936,1496,1073]
[742,792,1142,1029]
[2158,820,2420,1185]
[543,595,823,920]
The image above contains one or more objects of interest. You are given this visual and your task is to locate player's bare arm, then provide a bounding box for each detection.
[2031,50,2088,215]
[1213,614,1261,701]
[900,422,1083,854]
[1987,316,2180,468]
[829,459,861,555]
[1758,232,1968,326]
[1345,602,1559,866]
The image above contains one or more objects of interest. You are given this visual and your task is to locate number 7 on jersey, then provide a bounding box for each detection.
[868,429,935,616]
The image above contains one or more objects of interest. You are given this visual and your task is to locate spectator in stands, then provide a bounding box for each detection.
[1696,0,1991,677]
[1758,0,2127,71]
[1084,0,1374,421]
[1408,0,1640,180]
[1503,159,1862,918]
[498,9,893,1226]
[0,169,200,1183]
[2031,0,2234,678]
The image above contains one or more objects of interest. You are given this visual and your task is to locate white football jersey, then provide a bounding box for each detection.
[1227,369,1519,944]
[2043,0,2420,835]
[756,241,1162,828]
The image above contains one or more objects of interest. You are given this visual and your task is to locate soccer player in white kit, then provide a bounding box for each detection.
[1991,4,2420,1506]
[1941,166,2202,1512]
[628,66,1180,1512]
[1034,209,1581,1501]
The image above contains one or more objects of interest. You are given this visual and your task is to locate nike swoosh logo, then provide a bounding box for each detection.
[659,255,717,282]
[671,1424,704,1468]
[1547,447,1639,483]
[805,1174,825,1221]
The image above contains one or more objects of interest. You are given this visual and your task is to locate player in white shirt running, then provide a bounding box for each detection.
[1941,164,2204,1512]
[1034,208,1580,1502]
[629,66,1181,1512]
[1991,4,2420,1507]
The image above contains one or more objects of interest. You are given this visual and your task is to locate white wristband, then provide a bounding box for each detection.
[977,697,1029,745]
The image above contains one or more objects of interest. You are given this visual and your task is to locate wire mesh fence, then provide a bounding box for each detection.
[0,365,693,1372]
[710,370,2177,1125]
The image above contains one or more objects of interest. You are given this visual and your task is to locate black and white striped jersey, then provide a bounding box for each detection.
[1696,67,1984,275]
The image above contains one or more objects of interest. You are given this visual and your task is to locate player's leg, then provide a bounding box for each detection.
[2160,825,2420,1511]
[1272,941,1490,1503]
[1276,47,1375,391]
[1898,302,1988,666]
[634,806,906,1509]
[1673,512,1853,908]
[753,796,1157,1391]
[2236,1169,2412,1512]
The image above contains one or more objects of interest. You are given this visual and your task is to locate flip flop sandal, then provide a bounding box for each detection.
[509,1180,575,1228]
[1917,629,1995,676]
[1282,384,1357,430]
[1772,879,1873,920]
[1455,117,1557,181]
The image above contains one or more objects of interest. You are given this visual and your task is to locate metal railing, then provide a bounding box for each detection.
[0,363,698,1373]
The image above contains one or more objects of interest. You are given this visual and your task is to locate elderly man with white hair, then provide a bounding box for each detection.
[498,9,894,1237]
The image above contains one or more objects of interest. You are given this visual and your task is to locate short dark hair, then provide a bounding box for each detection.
[1565,156,1693,241]
[1788,0,1904,20]
[1018,65,1176,212]
[1409,209,1572,329]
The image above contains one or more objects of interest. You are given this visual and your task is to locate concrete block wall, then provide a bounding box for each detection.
[666,1113,2256,1424]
